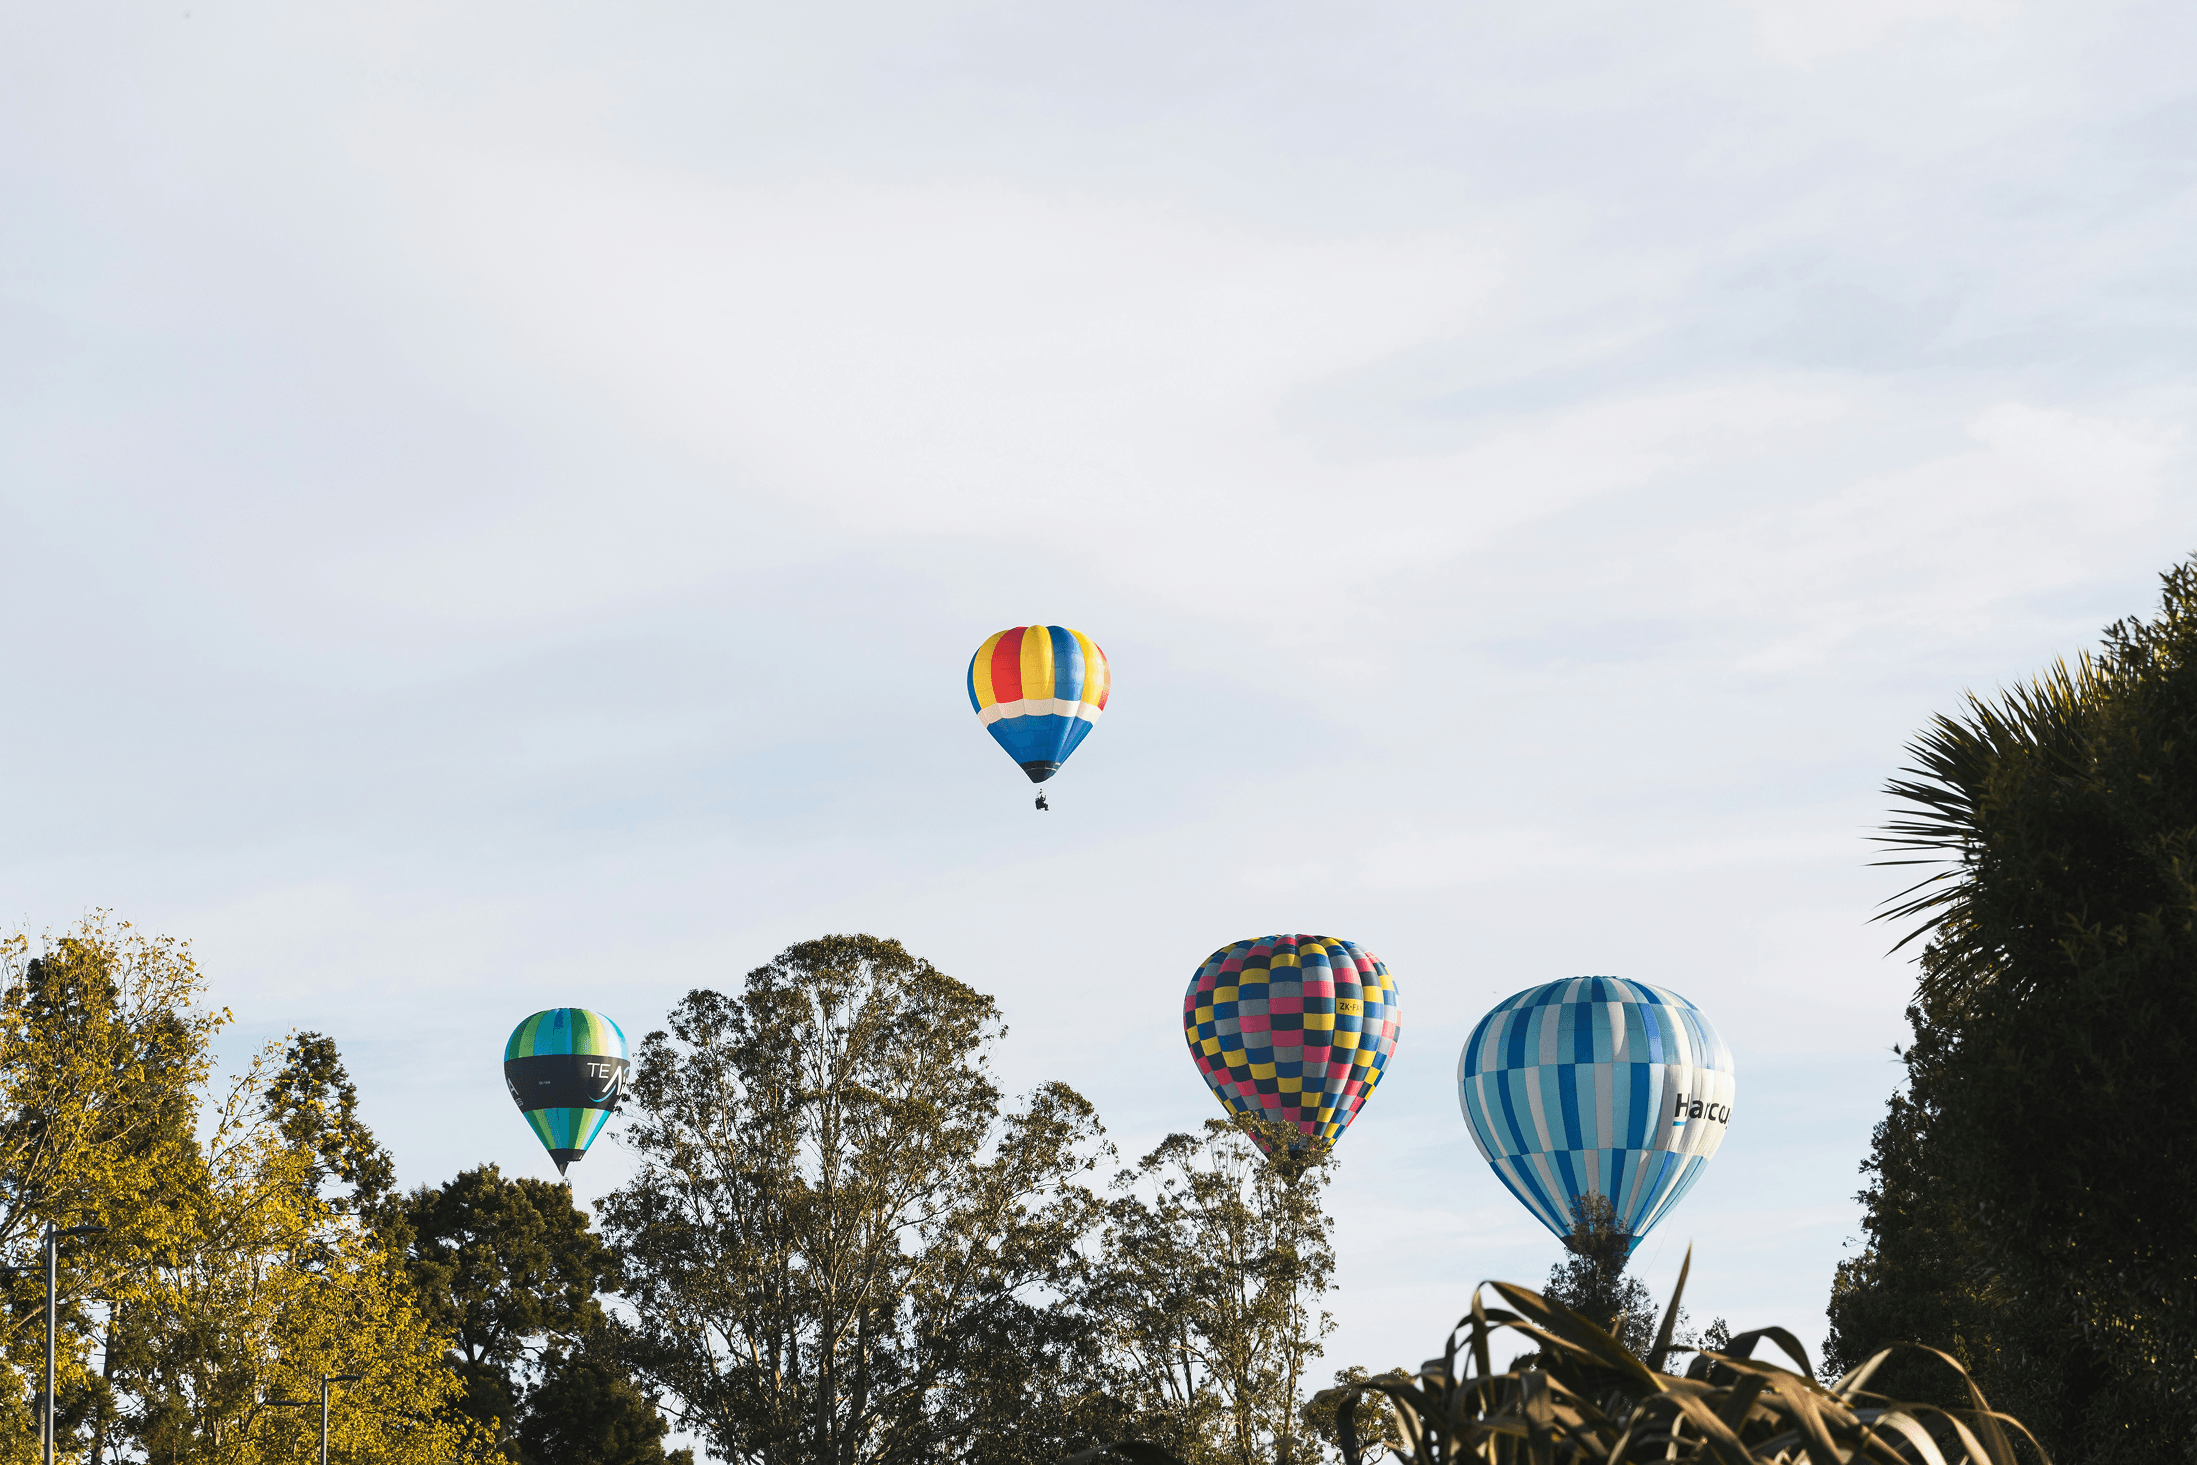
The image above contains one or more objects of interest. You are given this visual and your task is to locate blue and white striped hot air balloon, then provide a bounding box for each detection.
[1457,978,1734,1253]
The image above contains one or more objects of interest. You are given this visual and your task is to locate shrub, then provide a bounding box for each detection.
[1071,1251,2047,1465]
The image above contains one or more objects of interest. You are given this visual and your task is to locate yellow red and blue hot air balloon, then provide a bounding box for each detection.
[966,625,1109,809]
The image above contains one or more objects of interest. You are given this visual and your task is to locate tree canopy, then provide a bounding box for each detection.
[1828,557,2197,1459]
[598,934,1115,1465]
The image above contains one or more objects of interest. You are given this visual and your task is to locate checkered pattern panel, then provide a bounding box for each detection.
[1183,933,1401,1158]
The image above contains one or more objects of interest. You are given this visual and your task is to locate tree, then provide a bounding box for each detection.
[0,918,498,1465]
[512,1348,691,1465]
[597,934,1110,1465]
[1829,558,2197,1459]
[1088,1119,1336,1465]
[263,1033,396,1220]
[98,1040,497,1465]
[0,916,226,1465]
[1538,1194,1658,1358]
[1301,1367,1410,1462]
[1822,979,2007,1409]
[400,1165,623,1455]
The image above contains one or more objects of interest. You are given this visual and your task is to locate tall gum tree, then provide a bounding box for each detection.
[599,934,1111,1465]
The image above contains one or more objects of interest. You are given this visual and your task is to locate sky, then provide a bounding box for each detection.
[4,0,2196,1404]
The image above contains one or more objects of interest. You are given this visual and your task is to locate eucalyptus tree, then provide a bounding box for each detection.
[1088,1119,1337,1465]
[598,935,1111,1465]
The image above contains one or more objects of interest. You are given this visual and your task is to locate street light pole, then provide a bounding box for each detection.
[43,1223,105,1465]
[43,1224,53,1465]
[319,1373,361,1465]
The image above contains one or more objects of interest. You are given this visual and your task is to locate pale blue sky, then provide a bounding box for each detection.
[5,0,2195,1395]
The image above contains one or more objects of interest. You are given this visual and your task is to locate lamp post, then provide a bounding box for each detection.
[42,1222,105,1465]
[267,1374,361,1465]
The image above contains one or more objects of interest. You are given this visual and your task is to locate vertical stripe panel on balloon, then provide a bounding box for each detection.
[1464,1075,1497,1159]
[1557,1063,1583,1150]
[1019,625,1054,708]
[1487,1074,1525,1159]
[1629,1151,1675,1234]
[1608,1142,1643,1229]
[1504,1004,1532,1071]
[1525,1152,1570,1231]
[1594,1060,1614,1152]
[1497,1071,1533,1156]
[1609,1149,1638,1224]
[1667,1007,1695,1070]
[1625,1062,1649,1149]
[1525,1067,1557,1153]
[1550,1150,1583,1217]
[1475,1007,1507,1079]
[990,628,1026,704]
[971,631,1005,708]
[1647,1064,1675,1151]
[1081,631,1111,708]
[1047,625,1081,700]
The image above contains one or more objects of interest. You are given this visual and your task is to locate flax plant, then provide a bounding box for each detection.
[1075,1251,2046,1465]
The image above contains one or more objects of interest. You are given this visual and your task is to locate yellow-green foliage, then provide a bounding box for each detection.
[0,916,497,1465]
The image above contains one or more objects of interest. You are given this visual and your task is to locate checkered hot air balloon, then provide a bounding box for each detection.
[1183,935,1401,1167]
[1457,978,1735,1254]
[966,626,1109,795]
[504,1008,629,1176]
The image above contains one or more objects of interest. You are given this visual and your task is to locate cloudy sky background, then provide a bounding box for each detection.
[5,0,2196,1389]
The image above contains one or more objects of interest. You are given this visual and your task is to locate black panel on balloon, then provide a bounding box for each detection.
[503,1054,629,1111]
[1020,760,1062,782]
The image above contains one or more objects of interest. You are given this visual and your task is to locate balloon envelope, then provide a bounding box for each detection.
[1457,978,1733,1252]
[966,625,1109,783]
[1184,934,1401,1160]
[504,1008,630,1175]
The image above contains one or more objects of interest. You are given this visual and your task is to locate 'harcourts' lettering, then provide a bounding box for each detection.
[1670,1097,1731,1125]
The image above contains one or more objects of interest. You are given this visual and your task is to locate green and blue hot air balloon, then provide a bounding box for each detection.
[503,1008,629,1175]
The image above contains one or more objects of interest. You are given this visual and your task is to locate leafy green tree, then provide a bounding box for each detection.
[263,1033,396,1219]
[1538,1194,1658,1358]
[512,1348,691,1465]
[1822,978,2007,1409]
[1829,558,2197,1459]
[401,1165,619,1454]
[598,934,1110,1465]
[1088,1119,1336,1465]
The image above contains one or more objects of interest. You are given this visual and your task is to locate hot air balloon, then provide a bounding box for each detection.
[967,626,1109,808]
[1457,978,1734,1253]
[1184,934,1401,1170]
[503,1008,630,1175]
